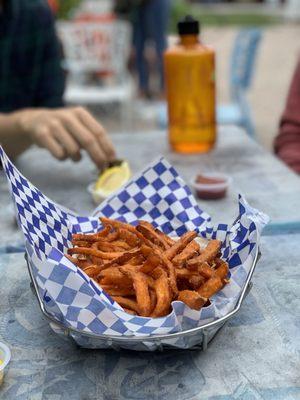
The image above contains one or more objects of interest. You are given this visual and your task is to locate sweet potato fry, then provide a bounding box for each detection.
[120,263,139,270]
[101,286,135,296]
[176,268,199,279]
[151,273,172,318]
[155,251,178,295]
[146,275,156,289]
[188,275,206,290]
[100,217,156,248]
[99,268,133,286]
[91,256,104,266]
[155,228,175,247]
[97,266,117,276]
[140,253,161,274]
[136,222,168,250]
[187,240,222,268]
[66,254,92,269]
[100,274,132,287]
[65,254,81,266]
[82,264,103,278]
[129,255,145,266]
[142,245,178,294]
[123,308,137,315]
[68,247,123,260]
[72,226,111,242]
[120,266,155,289]
[87,243,105,265]
[172,240,200,266]
[112,296,140,313]
[197,276,223,298]
[71,240,91,247]
[177,290,207,310]
[197,262,215,279]
[121,270,152,316]
[112,240,132,250]
[118,228,141,247]
[149,289,157,314]
[164,231,198,260]
[214,259,229,281]
[67,219,228,318]
[103,249,142,268]
[105,231,119,242]
[151,266,166,279]
[94,241,130,252]
[139,245,153,258]
[137,220,155,230]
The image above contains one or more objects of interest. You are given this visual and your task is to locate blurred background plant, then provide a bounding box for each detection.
[170,0,280,30]
[57,0,281,26]
[57,0,82,19]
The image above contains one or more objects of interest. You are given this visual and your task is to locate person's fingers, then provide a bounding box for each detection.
[60,112,108,168]
[51,119,81,162]
[33,126,67,161]
[74,107,116,161]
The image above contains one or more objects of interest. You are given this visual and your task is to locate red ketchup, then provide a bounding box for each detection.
[194,174,228,200]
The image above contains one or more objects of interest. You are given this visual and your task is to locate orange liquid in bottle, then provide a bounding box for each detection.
[164,17,216,153]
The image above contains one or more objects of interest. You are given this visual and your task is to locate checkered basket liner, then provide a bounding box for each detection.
[0,146,268,337]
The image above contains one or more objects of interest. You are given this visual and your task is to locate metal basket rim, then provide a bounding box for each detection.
[26,244,260,343]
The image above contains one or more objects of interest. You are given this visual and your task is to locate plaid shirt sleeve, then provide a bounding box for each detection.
[32,4,65,108]
[274,57,300,174]
[0,1,66,112]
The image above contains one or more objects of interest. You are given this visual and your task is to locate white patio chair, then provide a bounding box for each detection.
[56,20,133,128]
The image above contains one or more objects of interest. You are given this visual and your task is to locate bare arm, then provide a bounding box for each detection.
[0,111,33,160]
[0,107,116,167]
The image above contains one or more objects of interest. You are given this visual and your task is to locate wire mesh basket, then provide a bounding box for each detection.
[25,247,260,352]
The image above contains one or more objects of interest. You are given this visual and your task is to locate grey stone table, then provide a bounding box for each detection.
[1,126,300,251]
[0,234,299,400]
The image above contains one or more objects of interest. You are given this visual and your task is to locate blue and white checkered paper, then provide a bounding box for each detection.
[0,146,268,339]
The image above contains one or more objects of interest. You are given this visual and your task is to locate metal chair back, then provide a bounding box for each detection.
[230,28,262,101]
[57,21,131,81]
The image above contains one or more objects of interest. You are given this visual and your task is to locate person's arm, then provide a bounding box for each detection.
[0,4,115,166]
[0,111,32,159]
[0,107,115,166]
[274,57,300,173]
[33,2,65,108]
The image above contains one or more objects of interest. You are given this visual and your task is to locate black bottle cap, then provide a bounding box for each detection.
[177,15,200,35]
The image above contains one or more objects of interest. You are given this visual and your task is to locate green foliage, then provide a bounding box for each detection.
[57,0,83,20]
[169,0,280,32]
[170,0,191,32]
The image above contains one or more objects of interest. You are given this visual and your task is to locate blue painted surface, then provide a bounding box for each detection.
[227,293,264,327]
[263,221,300,236]
[210,386,300,400]
[0,233,299,399]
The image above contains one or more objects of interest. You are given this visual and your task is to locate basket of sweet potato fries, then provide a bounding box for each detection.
[66,218,229,318]
[1,147,267,351]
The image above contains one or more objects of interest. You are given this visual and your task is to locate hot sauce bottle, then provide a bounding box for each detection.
[164,16,216,153]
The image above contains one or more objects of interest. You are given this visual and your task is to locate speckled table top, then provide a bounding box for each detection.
[1,126,300,252]
[1,127,300,399]
[0,234,299,400]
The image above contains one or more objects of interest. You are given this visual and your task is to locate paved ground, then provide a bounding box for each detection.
[204,24,300,150]
[93,24,300,152]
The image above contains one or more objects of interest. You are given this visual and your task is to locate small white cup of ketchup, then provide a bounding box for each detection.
[191,173,232,200]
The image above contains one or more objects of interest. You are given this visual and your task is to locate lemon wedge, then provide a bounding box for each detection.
[94,161,131,197]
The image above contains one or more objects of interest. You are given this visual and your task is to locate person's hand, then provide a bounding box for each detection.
[17,107,115,168]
